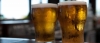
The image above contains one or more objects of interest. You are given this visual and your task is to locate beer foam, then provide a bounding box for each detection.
[32,3,58,8]
[58,1,86,5]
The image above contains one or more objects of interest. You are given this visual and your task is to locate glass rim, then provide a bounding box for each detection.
[32,3,58,8]
[58,1,86,6]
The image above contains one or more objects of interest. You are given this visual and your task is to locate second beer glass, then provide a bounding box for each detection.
[32,4,58,43]
[58,1,87,43]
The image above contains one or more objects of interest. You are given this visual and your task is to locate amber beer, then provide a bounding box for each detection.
[58,1,87,43]
[32,4,57,42]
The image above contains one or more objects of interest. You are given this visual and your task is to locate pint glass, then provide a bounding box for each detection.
[32,4,57,43]
[58,1,87,43]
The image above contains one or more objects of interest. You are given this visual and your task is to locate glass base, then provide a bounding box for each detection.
[35,40,55,43]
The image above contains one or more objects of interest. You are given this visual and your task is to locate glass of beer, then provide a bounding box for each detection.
[32,3,57,43]
[58,1,87,43]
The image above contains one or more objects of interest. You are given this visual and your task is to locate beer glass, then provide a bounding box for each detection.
[32,3,57,43]
[58,1,87,43]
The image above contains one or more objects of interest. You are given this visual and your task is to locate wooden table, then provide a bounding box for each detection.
[0,20,30,37]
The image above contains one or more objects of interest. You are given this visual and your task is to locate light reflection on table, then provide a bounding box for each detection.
[0,37,88,43]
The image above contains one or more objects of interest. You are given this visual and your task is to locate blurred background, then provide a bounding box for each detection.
[0,0,100,43]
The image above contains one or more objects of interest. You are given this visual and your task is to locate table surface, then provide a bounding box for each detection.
[0,37,89,43]
[0,20,29,24]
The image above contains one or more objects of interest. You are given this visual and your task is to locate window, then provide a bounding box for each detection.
[31,0,40,4]
[0,1,1,14]
[31,0,48,5]
[59,0,65,2]
[1,0,29,19]
[42,0,48,3]
[0,0,1,13]
[96,0,100,17]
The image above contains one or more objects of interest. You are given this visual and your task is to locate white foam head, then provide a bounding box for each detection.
[58,1,86,6]
[32,3,58,8]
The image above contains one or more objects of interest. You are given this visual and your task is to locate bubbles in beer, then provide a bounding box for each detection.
[32,4,57,42]
[58,1,86,43]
